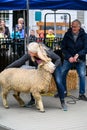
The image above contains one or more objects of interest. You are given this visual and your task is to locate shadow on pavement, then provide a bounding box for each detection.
[0,125,14,130]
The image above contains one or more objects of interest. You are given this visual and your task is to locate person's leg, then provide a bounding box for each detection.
[76,61,87,101]
[54,66,65,99]
[25,93,35,107]
[54,92,59,98]
[54,60,72,98]
[61,60,72,94]
[21,66,36,107]
[53,66,67,111]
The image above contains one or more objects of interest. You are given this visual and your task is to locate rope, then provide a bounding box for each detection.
[41,91,79,104]
[66,92,79,104]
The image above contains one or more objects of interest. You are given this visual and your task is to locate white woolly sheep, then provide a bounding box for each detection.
[0,60,55,112]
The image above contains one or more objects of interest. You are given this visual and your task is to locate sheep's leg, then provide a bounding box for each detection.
[13,91,25,107]
[1,90,9,108]
[33,92,45,112]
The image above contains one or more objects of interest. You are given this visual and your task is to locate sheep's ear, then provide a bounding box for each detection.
[45,57,52,63]
[48,58,52,62]
[38,62,44,68]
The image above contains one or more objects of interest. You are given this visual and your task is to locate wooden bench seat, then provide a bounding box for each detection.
[36,22,69,35]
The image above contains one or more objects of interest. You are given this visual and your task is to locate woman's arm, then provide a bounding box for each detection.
[46,49,62,67]
[6,54,30,68]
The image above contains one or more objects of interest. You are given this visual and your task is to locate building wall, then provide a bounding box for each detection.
[1,10,87,37]
[29,10,87,34]
[83,11,87,33]
[29,10,77,32]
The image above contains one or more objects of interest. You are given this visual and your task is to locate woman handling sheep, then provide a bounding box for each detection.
[6,42,67,111]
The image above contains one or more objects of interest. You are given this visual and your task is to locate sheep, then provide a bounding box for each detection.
[0,60,55,112]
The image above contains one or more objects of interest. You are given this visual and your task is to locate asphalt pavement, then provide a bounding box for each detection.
[0,79,87,130]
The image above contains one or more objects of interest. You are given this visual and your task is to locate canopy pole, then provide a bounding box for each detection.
[26,0,29,45]
[23,10,26,54]
[54,10,57,37]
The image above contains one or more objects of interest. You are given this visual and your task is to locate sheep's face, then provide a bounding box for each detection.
[39,61,55,73]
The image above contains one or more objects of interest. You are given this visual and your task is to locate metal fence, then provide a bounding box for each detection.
[0,37,63,72]
[0,38,25,72]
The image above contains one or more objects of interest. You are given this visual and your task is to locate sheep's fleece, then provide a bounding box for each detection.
[0,60,55,112]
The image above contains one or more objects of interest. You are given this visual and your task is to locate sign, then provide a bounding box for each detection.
[35,11,42,21]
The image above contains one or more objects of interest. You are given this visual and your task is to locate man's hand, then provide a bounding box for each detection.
[69,57,74,63]
[73,54,79,62]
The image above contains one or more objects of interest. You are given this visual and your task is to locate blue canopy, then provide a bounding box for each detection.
[0,0,26,10]
[0,0,87,10]
[30,0,87,10]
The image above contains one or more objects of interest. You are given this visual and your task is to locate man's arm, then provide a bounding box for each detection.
[61,35,72,60]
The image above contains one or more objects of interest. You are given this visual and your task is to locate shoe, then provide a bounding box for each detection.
[54,92,59,98]
[24,100,35,108]
[61,103,67,111]
[61,99,67,111]
[79,94,87,101]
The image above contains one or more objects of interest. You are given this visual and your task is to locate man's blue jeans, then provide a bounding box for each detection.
[53,66,65,100]
[62,60,86,95]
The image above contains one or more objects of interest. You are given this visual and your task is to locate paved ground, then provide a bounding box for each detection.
[0,80,87,130]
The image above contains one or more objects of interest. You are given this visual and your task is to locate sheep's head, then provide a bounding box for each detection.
[38,60,55,73]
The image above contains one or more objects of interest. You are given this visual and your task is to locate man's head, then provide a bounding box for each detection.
[30,30,35,36]
[18,18,24,25]
[71,19,81,34]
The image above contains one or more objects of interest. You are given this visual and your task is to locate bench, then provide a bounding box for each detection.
[36,21,69,36]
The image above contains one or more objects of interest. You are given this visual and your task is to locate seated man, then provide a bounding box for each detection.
[61,19,87,101]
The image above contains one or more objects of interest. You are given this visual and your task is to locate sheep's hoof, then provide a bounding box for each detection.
[38,107,45,112]
[20,104,25,107]
[4,106,9,109]
[40,110,45,113]
[37,107,45,112]
[36,107,40,110]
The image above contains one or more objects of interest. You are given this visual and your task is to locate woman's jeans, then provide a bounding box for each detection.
[53,66,65,100]
[62,60,86,95]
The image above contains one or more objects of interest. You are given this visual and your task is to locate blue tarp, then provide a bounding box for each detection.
[29,0,87,10]
[0,0,87,10]
[0,0,26,10]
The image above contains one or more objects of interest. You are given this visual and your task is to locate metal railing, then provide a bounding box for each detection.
[0,38,25,72]
[0,37,63,72]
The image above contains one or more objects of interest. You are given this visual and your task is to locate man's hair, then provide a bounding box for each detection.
[72,19,81,27]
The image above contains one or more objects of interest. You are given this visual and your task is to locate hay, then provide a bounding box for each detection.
[48,76,57,94]
[42,69,78,96]
[41,76,57,96]
[66,70,78,91]
[45,69,78,96]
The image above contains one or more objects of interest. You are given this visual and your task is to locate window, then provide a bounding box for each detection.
[0,11,9,25]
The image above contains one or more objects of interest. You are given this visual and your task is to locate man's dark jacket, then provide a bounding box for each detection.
[61,28,87,61]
